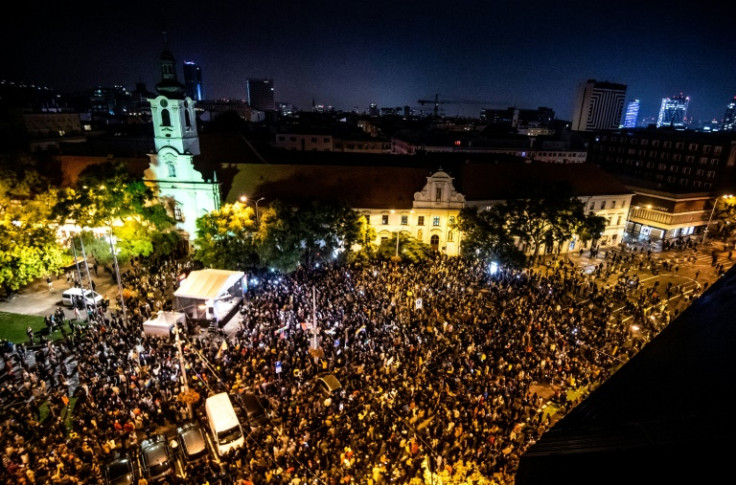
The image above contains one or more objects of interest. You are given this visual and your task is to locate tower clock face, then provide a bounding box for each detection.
[160,99,168,108]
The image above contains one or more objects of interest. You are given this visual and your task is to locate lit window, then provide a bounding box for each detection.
[382,215,389,225]
[432,216,440,226]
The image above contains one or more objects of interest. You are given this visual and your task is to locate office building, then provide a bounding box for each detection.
[623,99,640,128]
[571,79,627,132]
[656,94,689,128]
[246,79,275,111]
[183,61,204,101]
[723,96,736,132]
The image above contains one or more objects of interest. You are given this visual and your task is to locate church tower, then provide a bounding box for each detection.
[145,44,220,246]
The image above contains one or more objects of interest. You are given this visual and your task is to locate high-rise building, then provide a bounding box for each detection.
[246,79,275,111]
[183,61,204,101]
[723,96,736,132]
[656,94,689,128]
[571,79,627,132]
[623,99,640,128]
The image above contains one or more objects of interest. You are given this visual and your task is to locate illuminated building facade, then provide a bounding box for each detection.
[623,99,640,128]
[571,79,627,132]
[183,61,204,101]
[656,94,689,128]
[144,48,220,244]
[723,96,736,132]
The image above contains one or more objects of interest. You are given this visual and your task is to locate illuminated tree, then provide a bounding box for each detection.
[456,205,527,268]
[256,200,364,272]
[0,154,66,295]
[376,231,430,263]
[193,201,259,269]
[54,160,177,264]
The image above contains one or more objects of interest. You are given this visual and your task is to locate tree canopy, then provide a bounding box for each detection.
[53,160,178,265]
[0,153,66,294]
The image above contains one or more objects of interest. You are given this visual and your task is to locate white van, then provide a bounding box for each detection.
[61,288,105,308]
[205,392,244,457]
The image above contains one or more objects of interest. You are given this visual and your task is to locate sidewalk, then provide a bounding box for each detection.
[0,271,119,317]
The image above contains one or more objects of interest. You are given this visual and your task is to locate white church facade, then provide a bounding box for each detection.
[144,48,220,245]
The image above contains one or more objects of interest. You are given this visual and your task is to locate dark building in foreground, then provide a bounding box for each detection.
[246,78,275,111]
[516,264,736,485]
[587,128,736,242]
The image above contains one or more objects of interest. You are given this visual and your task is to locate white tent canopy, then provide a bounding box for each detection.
[174,269,245,300]
[143,311,186,337]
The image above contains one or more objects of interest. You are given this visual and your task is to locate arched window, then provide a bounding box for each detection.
[161,108,171,127]
[185,109,191,129]
[167,162,176,178]
[430,234,440,251]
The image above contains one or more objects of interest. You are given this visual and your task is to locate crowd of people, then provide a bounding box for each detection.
[0,244,725,484]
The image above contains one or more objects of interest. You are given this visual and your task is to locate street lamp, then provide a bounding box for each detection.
[172,318,192,419]
[107,229,128,324]
[240,195,266,224]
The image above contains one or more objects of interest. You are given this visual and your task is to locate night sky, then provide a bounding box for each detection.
[6,0,736,123]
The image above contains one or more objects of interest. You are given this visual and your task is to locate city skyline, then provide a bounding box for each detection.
[5,0,736,123]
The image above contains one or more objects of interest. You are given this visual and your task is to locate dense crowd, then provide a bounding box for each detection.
[0,246,718,484]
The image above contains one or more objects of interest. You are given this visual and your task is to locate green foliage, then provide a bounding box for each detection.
[255,204,303,272]
[0,155,66,294]
[193,201,260,270]
[376,231,430,263]
[348,216,378,265]
[456,206,526,268]
[53,160,177,264]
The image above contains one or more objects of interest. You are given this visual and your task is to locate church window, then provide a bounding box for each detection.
[417,216,425,226]
[381,215,389,225]
[432,216,440,226]
[167,162,176,178]
[161,108,171,127]
[435,187,442,201]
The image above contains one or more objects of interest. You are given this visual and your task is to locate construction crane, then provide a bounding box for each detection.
[417,93,507,119]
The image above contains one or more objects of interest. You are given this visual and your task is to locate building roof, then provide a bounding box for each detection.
[228,164,432,210]
[515,265,736,485]
[226,162,632,210]
[457,162,632,200]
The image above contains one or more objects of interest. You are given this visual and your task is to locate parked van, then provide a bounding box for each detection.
[205,392,244,457]
[61,287,105,308]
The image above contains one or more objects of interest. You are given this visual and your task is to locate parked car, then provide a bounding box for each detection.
[140,434,174,482]
[103,453,137,485]
[316,373,342,395]
[238,392,268,431]
[176,422,209,464]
